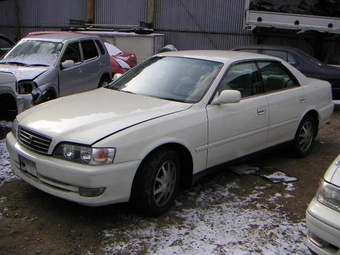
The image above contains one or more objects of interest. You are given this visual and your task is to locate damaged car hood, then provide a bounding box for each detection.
[17,88,192,145]
[0,64,48,81]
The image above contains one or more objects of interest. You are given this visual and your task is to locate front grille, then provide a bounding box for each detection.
[18,126,52,154]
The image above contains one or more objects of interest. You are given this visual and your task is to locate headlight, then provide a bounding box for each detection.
[11,119,19,138]
[53,143,115,165]
[317,180,340,212]
[18,81,36,94]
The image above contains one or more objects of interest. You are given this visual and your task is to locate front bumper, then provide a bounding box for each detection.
[306,198,340,255]
[6,132,140,206]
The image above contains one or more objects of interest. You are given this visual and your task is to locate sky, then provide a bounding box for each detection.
[0,120,310,254]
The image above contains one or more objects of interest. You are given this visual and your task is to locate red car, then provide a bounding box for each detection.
[103,42,137,75]
[27,31,137,76]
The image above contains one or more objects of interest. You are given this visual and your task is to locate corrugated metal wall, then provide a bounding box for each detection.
[95,0,148,26]
[0,0,86,41]
[153,0,252,50]
[0,0,339,62]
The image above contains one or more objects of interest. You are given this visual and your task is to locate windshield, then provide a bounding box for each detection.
[1,39,63,66]
[107,56,223,103]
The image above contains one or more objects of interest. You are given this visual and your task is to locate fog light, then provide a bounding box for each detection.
[79,187,106,197]
[308,231,329,248]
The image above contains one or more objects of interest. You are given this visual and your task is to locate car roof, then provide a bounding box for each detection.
[157,50,282,64]
[24,32,98,42]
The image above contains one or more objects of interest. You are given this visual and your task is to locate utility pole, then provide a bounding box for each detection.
[87,0,95,23]
[147,0,155,28]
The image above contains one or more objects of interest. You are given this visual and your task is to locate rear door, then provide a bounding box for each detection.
[206,61,269,168]
[258,61,307,148]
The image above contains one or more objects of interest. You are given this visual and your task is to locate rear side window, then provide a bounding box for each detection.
[81,40,99,60]
[95,40,106,55]
[258,61,299,92]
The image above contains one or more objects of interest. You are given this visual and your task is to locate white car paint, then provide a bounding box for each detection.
[6,50,334,215]
[306,155,340,254]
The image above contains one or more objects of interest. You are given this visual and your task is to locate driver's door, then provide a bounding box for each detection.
[206,62,269,168]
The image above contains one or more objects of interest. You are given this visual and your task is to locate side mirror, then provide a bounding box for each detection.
[211,90,241,105]
[61,60,75,69]
[113,73,123,81]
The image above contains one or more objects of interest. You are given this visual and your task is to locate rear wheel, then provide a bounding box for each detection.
[292,115,316,157]
[131,149,181,216]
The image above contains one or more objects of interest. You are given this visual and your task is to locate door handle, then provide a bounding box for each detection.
[77,68,83,73]
[257,108,266,115]
[299,97,306,103]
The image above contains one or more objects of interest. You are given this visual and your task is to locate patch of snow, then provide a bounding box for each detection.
[262,171,298,183]
[0,138,19,187]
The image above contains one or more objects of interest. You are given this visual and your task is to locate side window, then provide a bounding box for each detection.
[95,40,106,55]
[258,61,300,92]
[81,40,99,60]
[217,62,263,98]
[61,42,81,63]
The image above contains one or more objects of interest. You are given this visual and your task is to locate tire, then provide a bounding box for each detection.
[43,90,56,102]
[292,115,316,157]
[131,149,181,216]
[98,76,111,88]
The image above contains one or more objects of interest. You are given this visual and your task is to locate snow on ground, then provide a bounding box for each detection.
[0,121,309,254]
[101,181,308,255]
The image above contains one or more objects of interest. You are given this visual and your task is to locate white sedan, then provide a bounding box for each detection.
[6,50,334,216]
[306,154,340,254]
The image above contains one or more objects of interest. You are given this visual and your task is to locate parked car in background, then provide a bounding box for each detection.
[6,50,334,216]
[306,154,340,254]
[0,32,111,110]
[232,45,340,100]
[0,71,23,120]
[27,31,137,76]
[104,42,137,75]
[0,34,15,57]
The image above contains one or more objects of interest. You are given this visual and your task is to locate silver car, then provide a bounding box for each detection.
[0,33,112,110]
[306,154,340,254]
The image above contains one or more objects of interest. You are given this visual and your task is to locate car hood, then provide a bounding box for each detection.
[0,64,48,81]
[324,154,340,187]
[17,88,192,145]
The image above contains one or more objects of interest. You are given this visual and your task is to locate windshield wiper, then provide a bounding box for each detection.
[3,61,31,67]
[30,64,49,67]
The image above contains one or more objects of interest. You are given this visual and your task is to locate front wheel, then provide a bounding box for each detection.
[131,149,181,216]
[292,115,316,157]
[98,76,111,88]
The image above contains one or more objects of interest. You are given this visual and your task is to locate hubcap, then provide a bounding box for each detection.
[153,160,176,207]
[298,121,313,152]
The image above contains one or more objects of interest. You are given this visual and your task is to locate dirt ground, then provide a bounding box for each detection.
[0,108,339,255]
